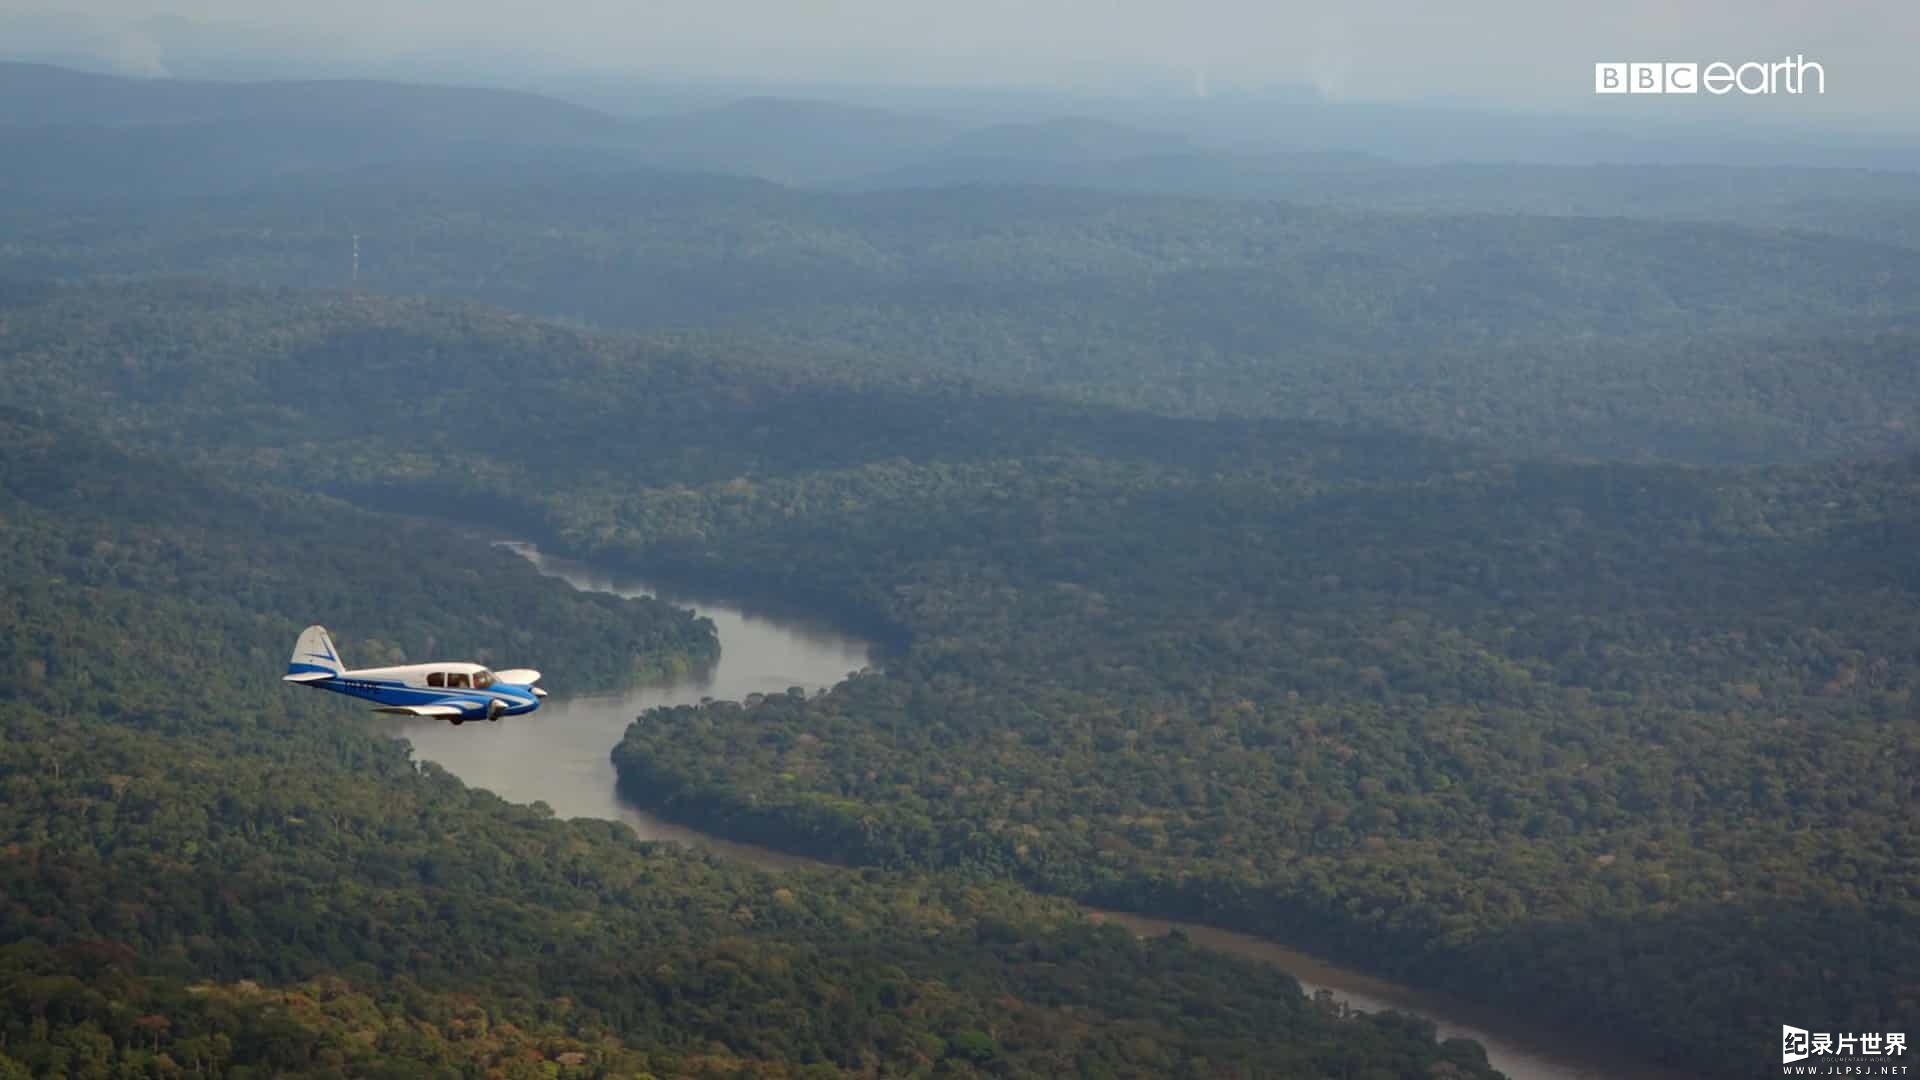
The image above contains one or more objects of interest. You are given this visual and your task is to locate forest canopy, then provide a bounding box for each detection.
[4,70,1917,1076]
[0,275,1912,1076]
[0,406,1504,1079]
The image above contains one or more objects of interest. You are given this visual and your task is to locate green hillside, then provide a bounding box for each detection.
[0,407,1503,1079]
[2,277,1914,1075]
[9,176,1920,464]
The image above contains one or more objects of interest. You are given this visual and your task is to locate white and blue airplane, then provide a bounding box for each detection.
[282,625,546,724]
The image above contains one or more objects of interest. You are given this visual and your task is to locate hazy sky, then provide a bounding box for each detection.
[3,0,1914,118]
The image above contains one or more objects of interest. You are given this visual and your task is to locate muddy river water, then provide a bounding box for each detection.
[391,542,1690,1080]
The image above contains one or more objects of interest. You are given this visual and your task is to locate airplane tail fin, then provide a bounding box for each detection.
[284,625,344,682]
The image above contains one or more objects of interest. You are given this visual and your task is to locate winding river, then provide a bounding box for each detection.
[392,542,1690,1080]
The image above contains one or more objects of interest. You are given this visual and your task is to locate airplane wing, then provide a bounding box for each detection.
[492,668,547,698]
[372,702,473,718]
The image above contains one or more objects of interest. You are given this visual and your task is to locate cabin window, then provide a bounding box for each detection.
[448,672,470,689]
[427,672,445,688]
[473,670,493,689]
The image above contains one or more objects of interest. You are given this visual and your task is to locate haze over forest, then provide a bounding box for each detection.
[6,2,1920,129]
[0,7,1915,1079]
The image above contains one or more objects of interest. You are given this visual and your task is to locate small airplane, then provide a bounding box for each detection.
[282,625,546,724]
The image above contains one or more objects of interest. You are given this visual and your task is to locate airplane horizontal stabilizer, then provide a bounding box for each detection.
[282,671,334,683]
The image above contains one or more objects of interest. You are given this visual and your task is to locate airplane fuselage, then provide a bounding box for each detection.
[316,663,543,718]
[283,626,545,724]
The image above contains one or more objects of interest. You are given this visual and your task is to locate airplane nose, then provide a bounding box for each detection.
[531,686,548,698]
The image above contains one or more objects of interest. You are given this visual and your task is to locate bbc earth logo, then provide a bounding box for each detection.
[1594,56,1825,95]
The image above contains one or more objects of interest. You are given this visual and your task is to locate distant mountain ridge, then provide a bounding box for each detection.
[5,59,1919,213]
[845,149,1920,249]
[0,60,641,203]
[936,116,1197,162]
[0,60,620,133]
[620,94,955,184]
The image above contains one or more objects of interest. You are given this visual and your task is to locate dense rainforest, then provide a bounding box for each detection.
[8,168,1920,464]
[0,277,1913,1077]
[0,406,718,694]
[604,451,1920,1076]
[4,63,1918,1079]
[0,408,1505,1077]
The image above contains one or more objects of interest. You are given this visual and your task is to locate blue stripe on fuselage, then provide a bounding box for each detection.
[301,676,540,715]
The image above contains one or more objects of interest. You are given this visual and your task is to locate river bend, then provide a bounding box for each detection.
[390,542,1689,1080]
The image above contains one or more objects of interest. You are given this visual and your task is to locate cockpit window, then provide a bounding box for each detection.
[473,669,493,689]
[427,672,445,688]
[448,672,471,689]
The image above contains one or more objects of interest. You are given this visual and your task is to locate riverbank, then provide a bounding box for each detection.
[400,540,1697,1080]
[608,740,1699,1080]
